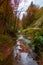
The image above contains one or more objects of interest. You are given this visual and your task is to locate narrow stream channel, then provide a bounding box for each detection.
[1,34,38,65]
[13,34,38,65]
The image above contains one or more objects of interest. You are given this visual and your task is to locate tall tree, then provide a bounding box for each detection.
[22,1,39,29]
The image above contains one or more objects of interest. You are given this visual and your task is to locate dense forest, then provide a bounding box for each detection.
[0,0,43,65]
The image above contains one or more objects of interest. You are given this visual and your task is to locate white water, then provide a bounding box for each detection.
[13,35,38,65]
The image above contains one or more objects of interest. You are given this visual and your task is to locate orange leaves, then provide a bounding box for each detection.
[0,1,5,14]
[0,0,13,14]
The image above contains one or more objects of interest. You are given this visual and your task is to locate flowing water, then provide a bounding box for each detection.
[1,34,38,65]
[13,35,38,65]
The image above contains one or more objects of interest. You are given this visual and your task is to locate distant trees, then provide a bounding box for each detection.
[22,2,39,29]
[35,7,43,19]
